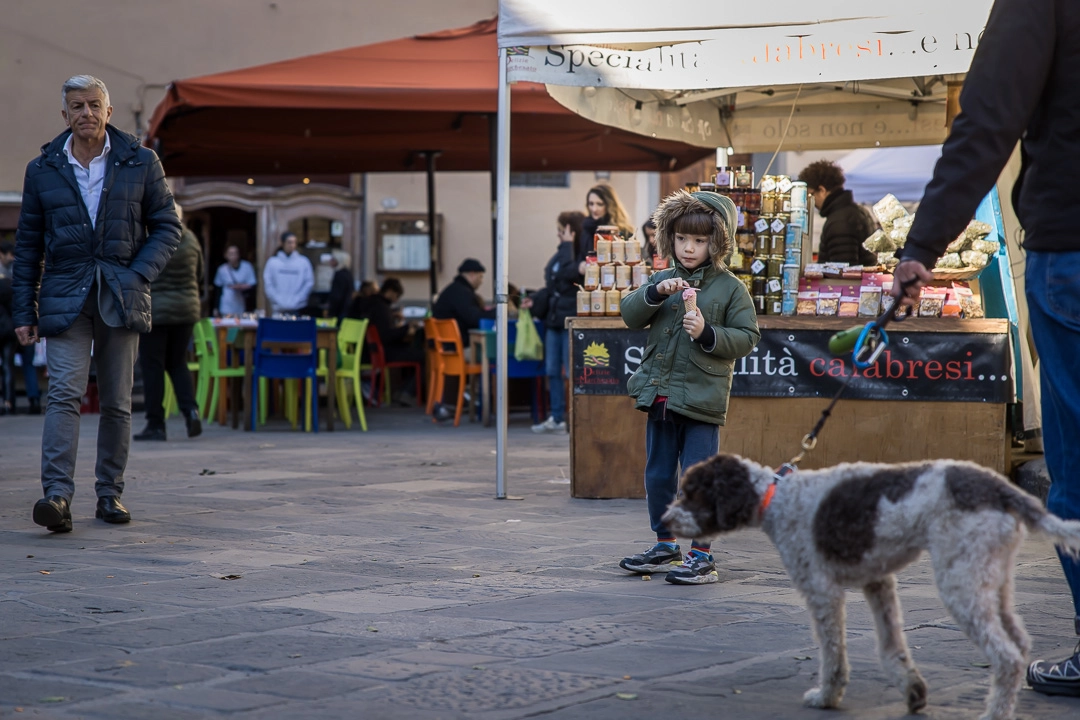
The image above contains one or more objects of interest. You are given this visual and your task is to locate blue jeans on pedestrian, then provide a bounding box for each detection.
[645,411,719,549]
[19,343,40,400]
[544,328,569,423]
[1025,250,1080,623]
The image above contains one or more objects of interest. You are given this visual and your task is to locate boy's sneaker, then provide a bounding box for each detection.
[531,416,567,434]
[665,550,719,585]
[1027,641,1080,697]
[619,542,682,573]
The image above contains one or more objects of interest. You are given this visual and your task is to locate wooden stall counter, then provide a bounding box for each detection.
[568,316,1014,499]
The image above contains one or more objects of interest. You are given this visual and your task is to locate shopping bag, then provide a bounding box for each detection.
[514,308,544,362]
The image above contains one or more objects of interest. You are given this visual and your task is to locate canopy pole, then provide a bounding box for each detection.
[421,151,441,300]
[495,47,515,500]
[488,113,498,298]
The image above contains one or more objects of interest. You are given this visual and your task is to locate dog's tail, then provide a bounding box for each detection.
[1032,513,1080,559]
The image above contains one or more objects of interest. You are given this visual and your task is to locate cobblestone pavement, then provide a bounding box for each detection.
[1,408,1077,719]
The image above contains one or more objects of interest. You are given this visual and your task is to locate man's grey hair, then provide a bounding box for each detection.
[61,75,110,110]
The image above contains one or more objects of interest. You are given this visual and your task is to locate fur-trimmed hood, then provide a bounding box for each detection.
[651,190,737,270]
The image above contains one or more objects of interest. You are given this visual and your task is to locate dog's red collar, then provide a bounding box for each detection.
[759,482,777,515]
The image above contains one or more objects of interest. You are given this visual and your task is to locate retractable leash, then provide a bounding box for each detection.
[768,281,918,490]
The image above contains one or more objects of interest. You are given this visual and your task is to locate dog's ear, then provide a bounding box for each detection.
[682,454,760,534]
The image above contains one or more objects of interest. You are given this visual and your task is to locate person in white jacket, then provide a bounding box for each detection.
[262,232,314,314]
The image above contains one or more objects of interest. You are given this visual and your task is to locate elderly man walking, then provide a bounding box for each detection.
[12,75,181,532]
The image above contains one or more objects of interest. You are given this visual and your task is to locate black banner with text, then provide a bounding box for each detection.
[572,327,1013,403]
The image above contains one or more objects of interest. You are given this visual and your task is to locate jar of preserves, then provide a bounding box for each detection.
[605,289,622,316]
[583,253,600,290]
[615,264,631,289]
[576,290,591,315]
[600,263,616,290]
[596,238,612,264]
[624,239,642,265]
[590,289,605,315]
[631,264,649,288]
[610,239,626,265]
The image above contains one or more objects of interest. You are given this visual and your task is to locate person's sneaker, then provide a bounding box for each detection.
[619,542,682,574]
[432,404,454,422]
[665,550,719,585]
[1027,641,1080,697]
[531,416,567,434]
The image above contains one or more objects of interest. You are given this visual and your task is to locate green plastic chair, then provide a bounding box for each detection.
[316,317,371,431]
[195,318,246,422]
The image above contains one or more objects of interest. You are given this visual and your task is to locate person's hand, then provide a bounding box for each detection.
[683,310,704,339]
[655,277,689,296]
[15,326,38,346]
[891,260,933,307]
[520,297,534,310]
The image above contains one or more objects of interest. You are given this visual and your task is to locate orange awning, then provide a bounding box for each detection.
[146,19,711,175]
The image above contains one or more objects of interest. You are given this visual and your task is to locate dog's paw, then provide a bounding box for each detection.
[803,687,840,709]
[905,671,928,713]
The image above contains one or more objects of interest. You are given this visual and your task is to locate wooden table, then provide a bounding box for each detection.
[468,328,491,426]
[212,320,338,431]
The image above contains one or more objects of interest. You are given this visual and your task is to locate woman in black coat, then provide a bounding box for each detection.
[524,211,585,433]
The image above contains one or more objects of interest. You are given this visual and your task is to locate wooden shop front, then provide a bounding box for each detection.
[567,316,1014,499]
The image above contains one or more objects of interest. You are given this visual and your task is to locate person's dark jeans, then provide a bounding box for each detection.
[1025,250,1080,622]
[0,339,14,410]
[644,411,719,547]
[18,342,40,400]
[139,323,198,427]
[544,328,569,423]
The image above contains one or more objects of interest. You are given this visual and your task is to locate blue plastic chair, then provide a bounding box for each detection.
[251,318,319,432]
[479,317,547,421]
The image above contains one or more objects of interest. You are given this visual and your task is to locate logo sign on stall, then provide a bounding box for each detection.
[573,328,1013,403]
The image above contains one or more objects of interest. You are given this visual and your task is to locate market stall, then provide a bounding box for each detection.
[494,1,1023,498]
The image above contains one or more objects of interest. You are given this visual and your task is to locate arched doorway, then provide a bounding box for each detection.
[185,206,258,314]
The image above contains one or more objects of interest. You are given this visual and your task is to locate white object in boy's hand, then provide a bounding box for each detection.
[682,310,705,339]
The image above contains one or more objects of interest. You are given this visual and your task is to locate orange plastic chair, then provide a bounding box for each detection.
[366,324,423,407]
[428,318,482,427]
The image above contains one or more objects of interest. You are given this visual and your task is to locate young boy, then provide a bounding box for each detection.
[619,190,760,584]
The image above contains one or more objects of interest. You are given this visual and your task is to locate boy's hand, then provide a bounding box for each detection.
[655,278,688,296]
[683,310,705,339]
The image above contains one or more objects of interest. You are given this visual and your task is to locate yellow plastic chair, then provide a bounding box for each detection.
[195,318,246,423]
[317,317,371,431]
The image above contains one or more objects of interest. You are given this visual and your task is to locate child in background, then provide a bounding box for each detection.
[619,191,760,584]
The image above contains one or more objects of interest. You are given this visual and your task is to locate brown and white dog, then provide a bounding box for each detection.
[661,454,1080,720]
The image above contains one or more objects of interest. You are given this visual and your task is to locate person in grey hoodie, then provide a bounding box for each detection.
[262,232,313,314]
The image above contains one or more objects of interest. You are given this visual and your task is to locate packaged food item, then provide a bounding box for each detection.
[960,250,991,268]
[785,223,804,251]
[789,181,808,210]
[765,292,782,315]
[918,286,947,317]
[751,276,766,296]
[803,263,825,279]
[858,285,882,317]
[605,289,622,316]
[749,257,768,277]
[941,289,962,317]
[872,194,908,230]
[797,290,819,316]
[652,253,670,270]
[964,219,992,241]
[590,289,606,315]
[953,284,985,318]
[785,247,802,267]
[935,253,964,269]
[838,290,860,318]
[789,207,809,234]
[880,281,896,315]
[596,238,612,264]
[610,239,626,265]
[682,288,699,315]
[624,239,642,264]
[863,229,892,254]
[615,264,631,289]
[841,265,864,280]
[583,253,600,290]
[631,264,649,288]
[766,277,782,294]
[782,264,800,291]
[969,238,1000,255]
[817,291,840,316]
[782,290,798,316]
[766,257,783,278]
[945,234,969,254]
[600,263,616,289]
[770,234,786,257]
[752,294,766,315]
[576,289,592,315]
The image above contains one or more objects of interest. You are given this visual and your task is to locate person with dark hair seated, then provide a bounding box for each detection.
[349,278,423,405]
[798,159,877,266]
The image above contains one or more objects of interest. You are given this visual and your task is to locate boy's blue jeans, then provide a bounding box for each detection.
[544,328,569,423]
[644,412,719,549]
[1026,250,1080,625]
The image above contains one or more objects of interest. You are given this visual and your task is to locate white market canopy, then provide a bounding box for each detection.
[498,0,995,152]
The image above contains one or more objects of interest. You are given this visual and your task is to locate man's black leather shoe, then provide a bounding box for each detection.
[185,409,202,438]
[133,424,166,441]
[28,397,41,415]
[96,497,131,524]
[33,496,72,533]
